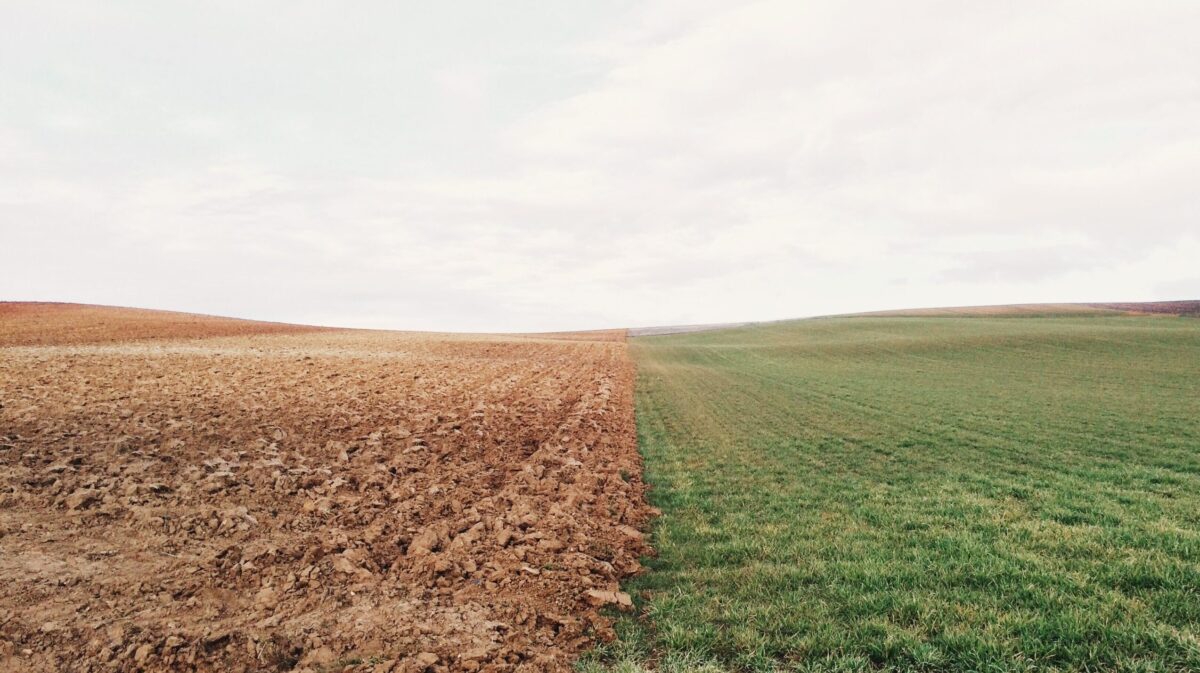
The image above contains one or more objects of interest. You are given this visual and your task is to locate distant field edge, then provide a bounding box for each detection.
[0,302,629,346]
[0,301,334,347]
[839,300,1200,319]
[627,300,1200,340]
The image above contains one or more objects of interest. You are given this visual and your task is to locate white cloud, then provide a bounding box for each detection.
[1,1,1197,331]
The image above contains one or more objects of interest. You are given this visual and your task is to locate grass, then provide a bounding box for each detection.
[581,315,1200,673]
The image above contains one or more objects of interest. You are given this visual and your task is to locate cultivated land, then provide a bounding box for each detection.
[0,303,331,346]
[0,304,652,673]
[588,314,1200,673]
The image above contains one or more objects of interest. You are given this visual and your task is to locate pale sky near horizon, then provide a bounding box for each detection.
[2,1,1198,332]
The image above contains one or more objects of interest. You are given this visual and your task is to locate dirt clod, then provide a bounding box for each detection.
[64,488,100,510]
[582,590,633,610]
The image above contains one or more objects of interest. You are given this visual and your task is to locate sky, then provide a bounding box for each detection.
[2,1,1198,332]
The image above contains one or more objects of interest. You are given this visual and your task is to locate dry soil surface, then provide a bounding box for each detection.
[0,303,328,347]
[0,305,652,673]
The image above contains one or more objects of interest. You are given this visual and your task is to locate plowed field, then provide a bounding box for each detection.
[0,304,652,673]
[0,303,329,346]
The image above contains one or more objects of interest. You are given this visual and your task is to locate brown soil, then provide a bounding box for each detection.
[0,305,652,673]
[524,330,628,343]
[0,303,328,347]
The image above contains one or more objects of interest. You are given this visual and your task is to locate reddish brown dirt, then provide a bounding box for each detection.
[0,305,652,673]
[0,303,328,347]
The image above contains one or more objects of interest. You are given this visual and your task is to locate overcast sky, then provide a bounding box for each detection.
[2,1,1198,332]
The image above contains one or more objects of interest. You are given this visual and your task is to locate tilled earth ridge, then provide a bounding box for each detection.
[0,320,652,672]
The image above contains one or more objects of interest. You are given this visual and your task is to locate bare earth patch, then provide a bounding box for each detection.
[0,305,652,673]
[0,303,329,347]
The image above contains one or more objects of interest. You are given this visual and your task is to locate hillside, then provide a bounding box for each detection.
[845,300,1200,319]
[628,301,1199,339]
[594,313,1200,672]
[0,302,327,346]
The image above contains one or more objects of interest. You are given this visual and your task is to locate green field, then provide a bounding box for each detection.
[584,316,1200,673]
